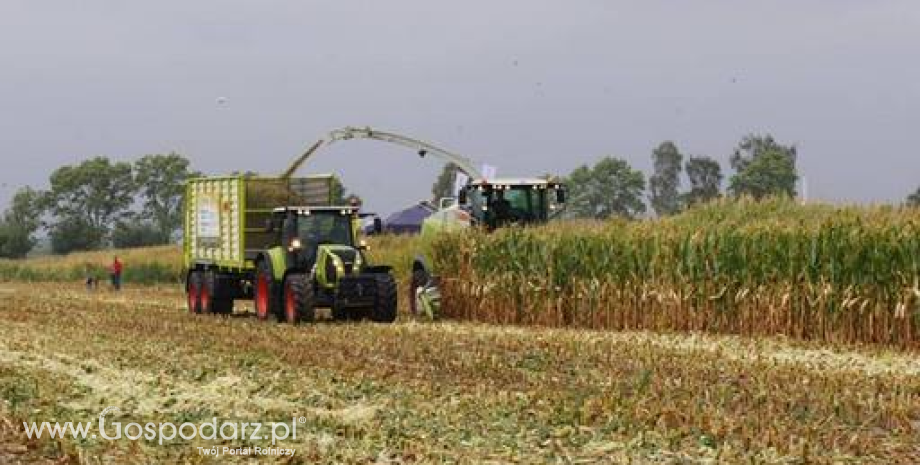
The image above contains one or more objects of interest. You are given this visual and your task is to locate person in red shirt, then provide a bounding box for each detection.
[110,256,123,291]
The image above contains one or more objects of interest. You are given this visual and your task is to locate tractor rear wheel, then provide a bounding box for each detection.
[283,273,315,325]
[254,261,278,321]
[370,274,397,323]
[187,271,202,314]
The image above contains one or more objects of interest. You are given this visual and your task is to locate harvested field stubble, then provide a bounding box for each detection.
[0,283,918,463]
[436,199,920,347]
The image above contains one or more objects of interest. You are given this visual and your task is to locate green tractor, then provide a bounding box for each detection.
[254,206,397,323]
[184,176,397,324]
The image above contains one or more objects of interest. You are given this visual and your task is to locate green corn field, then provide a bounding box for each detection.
[433,198,920,347]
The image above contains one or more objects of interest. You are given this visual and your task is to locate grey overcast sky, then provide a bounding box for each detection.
[1,1,918,214]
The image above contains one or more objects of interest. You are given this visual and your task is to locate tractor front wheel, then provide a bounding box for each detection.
[283,273,315,325]
[333,303,364,322]
[370,274,398,323]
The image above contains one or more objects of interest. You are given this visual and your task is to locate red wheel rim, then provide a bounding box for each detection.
[285,280,296,323]
[256,274,269,319]
[200,282,210,313]
[188,282,198,314]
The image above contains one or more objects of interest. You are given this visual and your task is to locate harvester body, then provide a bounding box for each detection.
[411,178,567,318]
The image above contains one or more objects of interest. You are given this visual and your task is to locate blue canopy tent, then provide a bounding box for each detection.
[371,202,436,234]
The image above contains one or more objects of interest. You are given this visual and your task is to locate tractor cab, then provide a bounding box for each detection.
[458,178,566,229]
[274,205,359,244]
[270,206,370,271]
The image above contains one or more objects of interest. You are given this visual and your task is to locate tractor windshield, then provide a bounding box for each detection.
[297,212,355,247]
[484,186,548,227]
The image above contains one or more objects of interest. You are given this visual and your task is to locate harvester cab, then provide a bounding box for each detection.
[422,178,567,233]
[457,178,566,230]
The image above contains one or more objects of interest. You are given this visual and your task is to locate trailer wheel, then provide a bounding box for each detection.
[254,261,277,321]
[408,267,428,316]
[212,299,234,315]
[187,272,202,314]
[370,274,398,323]
[284,273,315,325]
[200,272,214,314]
[203,272,233,315]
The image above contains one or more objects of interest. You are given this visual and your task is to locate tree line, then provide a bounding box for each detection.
[2,135,918,258]
[562,133,804,219]
[434,132,919,219]
[0,154,361,259]
[0,154,197,258]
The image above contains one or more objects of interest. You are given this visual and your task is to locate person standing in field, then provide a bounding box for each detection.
[110,256,123,291]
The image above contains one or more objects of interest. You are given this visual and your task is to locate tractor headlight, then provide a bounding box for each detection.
[333,256,345,274]
[290,238,302,250]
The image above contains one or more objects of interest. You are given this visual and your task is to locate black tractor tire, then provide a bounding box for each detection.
[199,271,215,314]
[408,267,428,316]
[254,260,279,321]
[212,299,234,315]
[283,273,315,325]
[370,274,398,323]
[203,272,233,315]
[331,303,348,321]
[333,303,364,322]
[187,271,202,315]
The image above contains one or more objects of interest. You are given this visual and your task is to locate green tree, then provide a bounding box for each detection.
[729,134,796,172]
[648,141,683,216]
[729,151,798,200]
[908,187,920,207]
[230,170,259,177]
[50,217,104,254]
[565,165,594,218]
[45,157,135,250]
[0,187,44,258]
[330,176,362,206]
[728,134,798,199]
[111,220,164,248]
[683,156,723,206]
[565,157,646,219]
[134,153,197,243]
[431,163,460,202]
